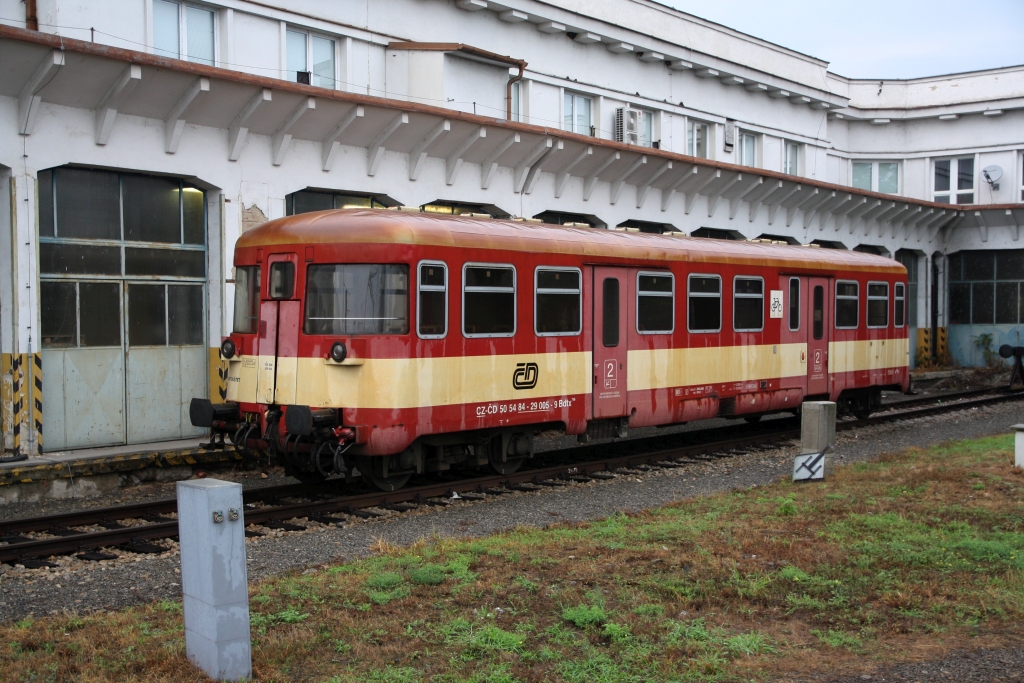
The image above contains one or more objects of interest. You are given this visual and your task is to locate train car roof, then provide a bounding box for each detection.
[238,209,905,275]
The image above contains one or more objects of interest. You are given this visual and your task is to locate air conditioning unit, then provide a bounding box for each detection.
[614,107,639,145]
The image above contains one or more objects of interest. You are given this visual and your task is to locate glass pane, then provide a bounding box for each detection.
[734,297,763,331]
[418,291,446,336]
[640,112,653,148]
[125,247,205,277]
[575,96,591,134]
[311,36,335,88]
[128,284,166,346]
[153,0,180,59]
[40,281,77,348]
[54,168,120,240]
[962,252,994,281]
[689,276,720,294]
[465,267,514,289]
[537,293,581,334]
[638,296,672,332]
[185,6,215,65]
[934,160,950,192]
[956,192,974,205]
[878,163,898,194]
[813,286,824,339]
[997,251,1024,280]
[290,191,334,215]
[305,264,409,335]
[934,194,951,204]
[687,121,694,156]
[740,134,755,166]
[602,278,619,347]
[836,282,858,298]
[907,282,918,326]
[40,243,121,275]
[269,262,295,299]
[957,157,974,190]
[123,175,181,243]
[788,278,800,331]
[735,278,762,295]
[688,296,719,332]
[79,282,121,347]
[183,185,205,244]
[695,124,707,159]
[868,299,888,327]
[971,282,993,324]
[232,266,260,334]
[995,282,1018,324]
[537,269,579,291]
[420,264,445,287]
[563,92,573,131]
[38,169,54,237]
[1019,283,1024,325]
[852,162,872,191]
[894,284,905,328]
[948,283,970,324]
[868,283,888,298]
[836,300,857,328]
[639,274,672,294]
[287,30,307,78]
[464,292,514,335]
[786,143,798,175]
[168,285,204,345]
[947,252,963,282]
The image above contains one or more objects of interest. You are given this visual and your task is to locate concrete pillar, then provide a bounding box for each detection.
[794,401,836,481]
[177,479,251,681]
[1013,425,1024,470]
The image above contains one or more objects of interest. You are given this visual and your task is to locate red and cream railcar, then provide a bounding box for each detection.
[191,210,909,490]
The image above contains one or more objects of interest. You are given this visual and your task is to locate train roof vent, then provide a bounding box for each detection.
[468,213,492,218]
[801,243,822,248]
[388,205,422,212]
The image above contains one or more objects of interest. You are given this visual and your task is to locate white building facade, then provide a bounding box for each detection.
[1,0,1022,455]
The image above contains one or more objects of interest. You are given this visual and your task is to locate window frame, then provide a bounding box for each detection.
[852,160,900,194]
[285,27,337,88]
[894,282,906,328]
[687,273,722,334]
[738,131,756,167]
[686,119,709,159]
[784,141,800,175]
[636,270,675,335]
[788,277,800,332]
[563,90,593,136]
[416,259,448,340]
[933,156,975,205]
[835,280,860,330]
[534,266,582,337]
[153,0,217,66]
[732,276,765,333]
[462,262,517,339]
[866,280,889,329]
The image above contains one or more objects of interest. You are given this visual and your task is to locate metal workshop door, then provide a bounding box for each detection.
[807,277,830,395]
[592,267,629,419]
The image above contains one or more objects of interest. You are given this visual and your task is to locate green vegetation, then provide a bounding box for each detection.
[1,434,1023,681]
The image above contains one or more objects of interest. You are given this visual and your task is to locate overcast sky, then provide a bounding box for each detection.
[664,0,1024,79]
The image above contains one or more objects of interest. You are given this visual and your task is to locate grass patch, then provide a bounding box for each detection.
[1,433,1023,681]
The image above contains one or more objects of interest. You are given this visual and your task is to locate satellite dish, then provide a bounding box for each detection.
[982,165,1003,184]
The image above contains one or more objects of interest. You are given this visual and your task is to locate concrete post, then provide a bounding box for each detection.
[177,479,251,681]
[794,401,836,481]
[1012,425,1024,469]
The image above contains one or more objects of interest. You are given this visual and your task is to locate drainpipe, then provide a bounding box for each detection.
[25,0,38,30]
[506,63,524,122]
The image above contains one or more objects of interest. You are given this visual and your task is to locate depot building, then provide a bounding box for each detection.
[1,0,1022,456]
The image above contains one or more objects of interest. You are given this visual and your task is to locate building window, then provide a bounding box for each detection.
[511,82,522,122]
[563,91,592,135]
[688,274,721,333]
[895,250,918,327]
[934,157,974,204]
[835,281,859,329]
[286,29,335,87]
[852,161,899,194]
[687,120,708,158]
[153,0,215,66]
[637,272,674,334]
[463,264,516,337]
[639,110,654,148]
[738,132,756,167]
[733,277,764,332]
[535,268,582,336]
[285,190,388,215]
[948,250,1024,325]
[417,261,447,339]
[784,141,800,175]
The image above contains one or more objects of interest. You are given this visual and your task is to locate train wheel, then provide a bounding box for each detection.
[356,457,411,492]
[742,414,762,424]
[488,452,525,475]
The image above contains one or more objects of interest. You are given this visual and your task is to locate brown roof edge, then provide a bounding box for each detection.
[387,41,527,69]
[1,24,1020,214]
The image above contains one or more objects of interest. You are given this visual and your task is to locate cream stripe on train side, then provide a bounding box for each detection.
[626,343,808,392]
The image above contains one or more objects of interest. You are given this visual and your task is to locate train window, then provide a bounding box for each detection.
[894,283,905,328]
[867,282,889,328]
[637,272,674,334]
[733,277,764,332]
[536,267,582,336]
[463,264,515,337]
[813,286,824,339]
[602,278,619,347]
[788,278,800,331]
[232,266,261,334]
[835,281,859,329]
[417,261,447,339]
[269,262,295,299]
[305,264,409,335]
[688,274,721,333]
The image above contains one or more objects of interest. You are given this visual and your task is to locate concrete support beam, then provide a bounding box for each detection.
[1008,209,1020,242]
[367,111,408,176]
[446,126,487,185]
[685,170,722,215]
[523,139,564,194]
[583,151,620,201]
[606,41,633,54]
[408,119,451,181]
[95,64,142,145]
[846,198,880,233]
[514,136,553,193]
[746,180,783,221]
[272,96,315,166]
[537,21,565,33]
[609,155,646,204]
[806,191,848,229]
[708,173,745,218]
[227,88,271,161]
[19,49,64,135]
[481,132,520,189]
[553,145,591,198]
[975,211,988,242]
[786,187,820,227]
[661,165,698,211]
[498,9,528,22]
[636,160,672,209]
[767,184,802,225]
[165,77,210,154]
[321,105,364,171]
[801,190,837,229]
[728,176,763,219]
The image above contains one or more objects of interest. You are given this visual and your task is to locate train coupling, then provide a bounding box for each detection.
[190,398,241,430]
[282,405,354,479]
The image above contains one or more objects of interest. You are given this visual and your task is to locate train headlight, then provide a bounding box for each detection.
[330,341,348,363]
[221,338,236,359]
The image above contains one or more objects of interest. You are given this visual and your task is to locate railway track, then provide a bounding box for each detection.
[1,387,1019,568]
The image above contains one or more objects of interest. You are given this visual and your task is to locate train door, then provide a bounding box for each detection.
[254,254,299,406]
[593,267,628,418]
[807,277,830,395]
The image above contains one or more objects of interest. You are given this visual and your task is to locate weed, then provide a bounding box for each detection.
[562,604,607,628]
[409,565,446,586]
[366,586,412,605]
[366,572,405,589]
[602,622,632,643]
[632,604,665,618]
[811,629,863,650]
[725,631,776,656]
